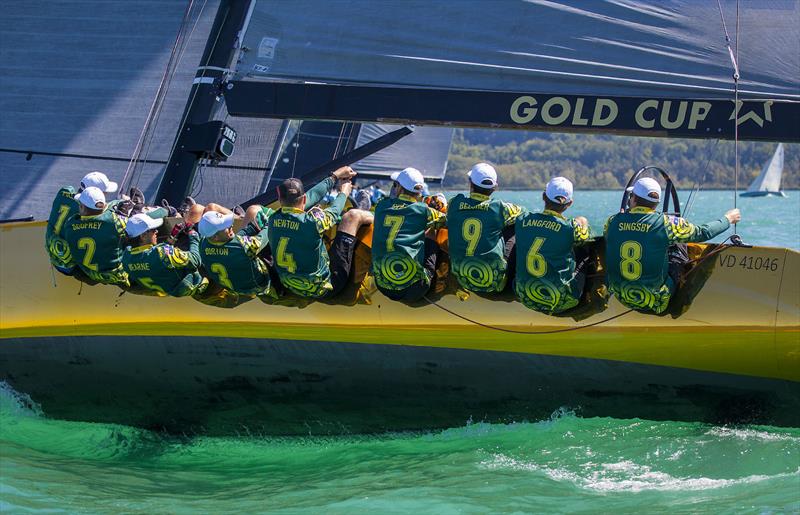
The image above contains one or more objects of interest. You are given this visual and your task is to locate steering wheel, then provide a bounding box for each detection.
[620,166,681,216]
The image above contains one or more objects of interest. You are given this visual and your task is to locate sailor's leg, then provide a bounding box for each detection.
[184,203,205,225]
[668,243,690,287]
[337,208,374,237]
[327,231,359,297]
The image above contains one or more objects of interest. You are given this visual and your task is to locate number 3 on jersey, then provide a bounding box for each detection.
[210,263,234,290]
[619,240,642,280]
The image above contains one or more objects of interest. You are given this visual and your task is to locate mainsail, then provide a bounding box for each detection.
[228,0,800,142]
[742,143,785,196]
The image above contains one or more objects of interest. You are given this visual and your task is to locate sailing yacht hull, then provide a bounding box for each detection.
[739,191,787,197]
[1,222,798,433]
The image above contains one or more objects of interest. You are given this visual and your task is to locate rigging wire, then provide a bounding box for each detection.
[133,0,210,191]
[120,0,197,194]
[684,138,721,218]
[716,0,741,234]
[159,1,231,195]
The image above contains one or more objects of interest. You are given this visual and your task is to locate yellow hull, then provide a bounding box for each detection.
[1,221,798,432]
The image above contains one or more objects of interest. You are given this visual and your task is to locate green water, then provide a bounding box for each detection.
[1,386,798,513]
[2,190,799,512]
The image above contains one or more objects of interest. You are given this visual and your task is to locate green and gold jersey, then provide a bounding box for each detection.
[62,208,129,285]
[200,228,272,296]
[604,206,730,313]
[514,210,590,313]
[267,192,346,298]
[122,233,206,297]
[372,194,446,291]
[446,192,523,292]
[45,186,80,269]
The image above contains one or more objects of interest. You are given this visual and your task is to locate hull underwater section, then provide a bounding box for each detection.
[1,222,799,433]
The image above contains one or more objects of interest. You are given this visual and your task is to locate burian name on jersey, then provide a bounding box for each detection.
[127,262,150,271]
[457,202,490,211]
[204,247,229,256]
[617,222,651,232]
[521,218,562,231]
[70,221,102,230]
[272,219,300,230]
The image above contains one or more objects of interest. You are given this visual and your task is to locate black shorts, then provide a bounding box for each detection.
[379,238,439,302]
[326,232,358,297]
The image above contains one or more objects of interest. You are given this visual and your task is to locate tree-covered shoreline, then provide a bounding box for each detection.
[443,129,798,190]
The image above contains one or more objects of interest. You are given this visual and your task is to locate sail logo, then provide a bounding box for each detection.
[730,100,773,127]
[509,96,714,131]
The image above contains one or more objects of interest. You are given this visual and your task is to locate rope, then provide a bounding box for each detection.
[120,0,198,193]
[133,0,210,191]
[421,236,741,336]
[159,0,229,196]
[423,295,634,335]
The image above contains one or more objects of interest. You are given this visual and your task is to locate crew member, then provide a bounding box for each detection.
[122,213,208,297]
[198,210,277,299]
[447,163,524,293]
[268,167,374,299]
[62,186,130,286]
[45,171,120,275]
[514,177,590,313]
[372,167,446,301]
[605,177,741,314]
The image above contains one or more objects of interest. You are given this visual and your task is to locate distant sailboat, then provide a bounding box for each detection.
[741,144,786,197]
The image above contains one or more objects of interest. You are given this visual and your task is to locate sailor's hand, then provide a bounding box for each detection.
[333,166,356,181]
[725,208,741,224]
[574,216,589,227]
[339,181,354,196]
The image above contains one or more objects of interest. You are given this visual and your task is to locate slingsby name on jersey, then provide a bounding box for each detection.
[617,222,652,232]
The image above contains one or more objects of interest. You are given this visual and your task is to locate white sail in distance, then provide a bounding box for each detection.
[745,143,784,194]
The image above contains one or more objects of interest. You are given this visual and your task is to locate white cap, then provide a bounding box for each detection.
[80,171,118,193]
[545,176,574,204]
[468,162,498,188]
[125,213,163,238]
[632,177,662,202]
[198,211,234,238]
[75,186,107,210]
[390,167,426,193]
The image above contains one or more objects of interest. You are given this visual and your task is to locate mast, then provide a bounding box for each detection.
[155,0,254,206]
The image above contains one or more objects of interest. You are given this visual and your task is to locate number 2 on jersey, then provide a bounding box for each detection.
[76,237,99,271]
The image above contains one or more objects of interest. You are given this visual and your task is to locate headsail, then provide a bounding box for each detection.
[743,143,785,196]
